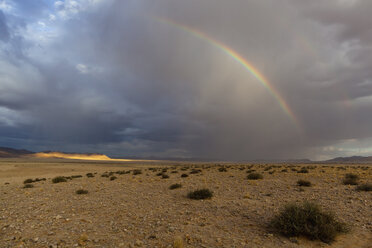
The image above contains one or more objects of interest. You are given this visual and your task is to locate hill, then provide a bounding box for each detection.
[326,156,372,163]
[0,147,33,158]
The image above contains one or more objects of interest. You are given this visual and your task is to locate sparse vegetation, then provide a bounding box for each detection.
[297,180,312,187]
[218,167,227,172]
[247,173,263,180]
[162,174,170,179]
[23,184,34,188]
[187,188,213,200]
[181,173,188,178]
[52,176,67,183]
[86,173,94,178]
[23,178,34,184]
[133,169,142,175]
[76,189,88,194]
[297,168,309,173]
[169,183,182,190]
[270,201,348,243]
[110,176,117,181]
[190,169,202,174]
[343,173,359,185]
[356,183,372,192]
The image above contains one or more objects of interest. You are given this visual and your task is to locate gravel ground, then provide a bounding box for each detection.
[0,159,371,248]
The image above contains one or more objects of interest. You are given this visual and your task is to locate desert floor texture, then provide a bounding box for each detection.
[0,158,371,248]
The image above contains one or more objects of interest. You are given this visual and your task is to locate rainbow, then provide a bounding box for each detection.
[154,17,300,130]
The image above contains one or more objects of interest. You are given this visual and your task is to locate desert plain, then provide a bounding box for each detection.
[0,158,371,248]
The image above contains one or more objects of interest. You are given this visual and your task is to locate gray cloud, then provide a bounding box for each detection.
[0,11,9,42]
[0,0,372,160]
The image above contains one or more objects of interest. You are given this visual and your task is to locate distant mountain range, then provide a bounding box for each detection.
[1,146,372,163]
[0,147,33,158]
[325,156,372,163]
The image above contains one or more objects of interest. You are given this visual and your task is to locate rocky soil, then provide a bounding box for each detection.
[0,159,371,248]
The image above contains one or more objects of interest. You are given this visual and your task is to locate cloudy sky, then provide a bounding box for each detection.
[0,0,372,160]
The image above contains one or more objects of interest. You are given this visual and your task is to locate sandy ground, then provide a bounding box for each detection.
[0,158,371,248]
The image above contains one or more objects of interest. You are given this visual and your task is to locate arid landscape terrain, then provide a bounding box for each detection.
[0,158,370,248]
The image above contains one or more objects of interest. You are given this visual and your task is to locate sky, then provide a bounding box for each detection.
[0,0,372,160]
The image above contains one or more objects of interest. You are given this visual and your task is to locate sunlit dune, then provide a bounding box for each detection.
[32,152,139,161]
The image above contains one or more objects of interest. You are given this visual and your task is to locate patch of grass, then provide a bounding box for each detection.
[52,176,67,184]
[86,173,94,178]
[270,201,348,243]
[110,176,117,181]
[169,183,182,190]
[297,180,312,187]
[247,173,263,180]
[23,184,34,188]
[187,188,213,200]
[356,183,372,192]
[343,173,359,185]
[76,189,88,194]
[181,173,188,178]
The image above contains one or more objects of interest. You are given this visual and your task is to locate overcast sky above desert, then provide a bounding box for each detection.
[1,0,372,160]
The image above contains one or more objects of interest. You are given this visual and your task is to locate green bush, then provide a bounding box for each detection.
[187,189,213,200]
[270,201,348,243]
[52,176,67,183]
[247,173,263,180]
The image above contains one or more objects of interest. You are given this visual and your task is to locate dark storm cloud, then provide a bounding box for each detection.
[0,10,9,42]
[1,0,372,159]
